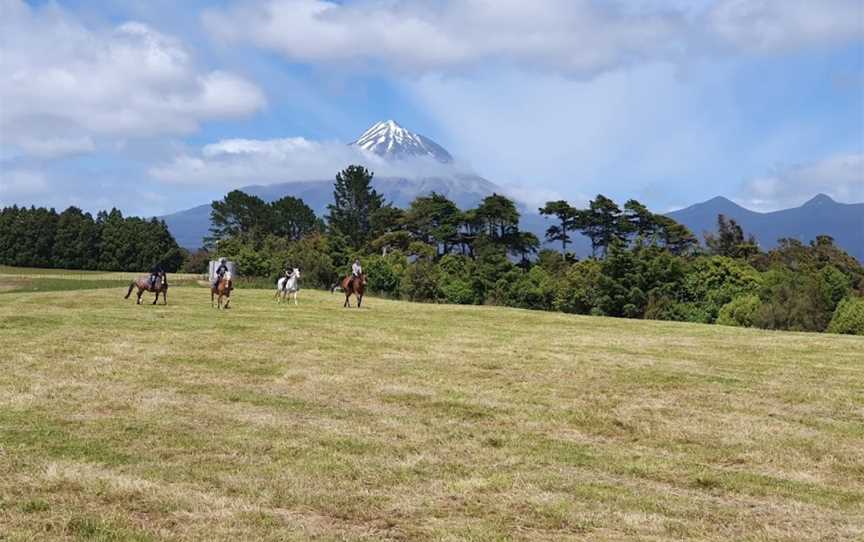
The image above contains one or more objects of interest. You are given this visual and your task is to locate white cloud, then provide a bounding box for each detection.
[151,137,468,186]
[739,153,864,210]
[203,0,864,76]
[0,170,49,198]
[707,0,864,53]
[404,63,738,210]
[12,137,96,159]
[0,0,265,158]
[203,0,685,75]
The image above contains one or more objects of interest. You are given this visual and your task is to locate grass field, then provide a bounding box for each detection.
[1,269,863,541]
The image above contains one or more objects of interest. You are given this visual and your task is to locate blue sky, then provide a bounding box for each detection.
[1,0,862,217]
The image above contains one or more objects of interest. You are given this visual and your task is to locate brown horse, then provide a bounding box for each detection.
[340,273,366,308]
[211,272,233,309]
[125,272,168,305]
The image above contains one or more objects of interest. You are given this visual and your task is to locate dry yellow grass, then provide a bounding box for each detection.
[0,278,862,541]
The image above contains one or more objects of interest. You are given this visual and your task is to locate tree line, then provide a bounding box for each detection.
[0,206,184,272]
[201,165,863,335]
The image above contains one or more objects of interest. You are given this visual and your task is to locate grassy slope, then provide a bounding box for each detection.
[0,282,862,541]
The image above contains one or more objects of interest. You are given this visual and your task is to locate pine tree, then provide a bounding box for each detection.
[270,195,319,241]
[579,195,628,258]
[326,165,384,249]
[539,200,578,256]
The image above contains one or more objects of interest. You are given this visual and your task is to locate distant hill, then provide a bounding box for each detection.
[667,194,864,260]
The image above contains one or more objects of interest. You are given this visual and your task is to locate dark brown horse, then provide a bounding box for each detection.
[211,272,233,309]
[340,273,366,308]
[125,272,168,305]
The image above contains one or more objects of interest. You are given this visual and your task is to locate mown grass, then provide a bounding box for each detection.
[0,272,862,540]
[0,267,204,295]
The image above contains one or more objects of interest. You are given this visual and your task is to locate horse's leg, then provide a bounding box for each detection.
[344,292,350,308]
[357,294,362,308]
[152,290,158,305]
[162,289,167,305]
[136,288,143,305]
[211,290,215,308]
[293,290,298,305]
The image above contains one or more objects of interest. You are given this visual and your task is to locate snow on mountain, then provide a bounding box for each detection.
[352,120,454,163]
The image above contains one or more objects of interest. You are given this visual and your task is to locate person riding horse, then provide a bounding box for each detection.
[213,258,229,289]
[341,258,366,308]
[149,263,165,290]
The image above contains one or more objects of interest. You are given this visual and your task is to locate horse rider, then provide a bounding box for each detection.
[280,265,293,290]
[213,258,229,288]
[149,263,164,290]
[351,258,363,279]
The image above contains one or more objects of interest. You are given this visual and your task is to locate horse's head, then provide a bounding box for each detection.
[160,272,167,287]
[293,268,300,279]
[361,273,367,285]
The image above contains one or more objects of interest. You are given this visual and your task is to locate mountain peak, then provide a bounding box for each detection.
[352,120,453,163]
[802,193,836,207]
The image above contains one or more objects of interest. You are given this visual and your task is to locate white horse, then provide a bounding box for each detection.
[275,268,301,304]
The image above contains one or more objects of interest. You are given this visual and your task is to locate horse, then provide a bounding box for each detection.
[275,268,301,305]
[211,272,233,309]
[340,273,366,308]
[125,272,168,305]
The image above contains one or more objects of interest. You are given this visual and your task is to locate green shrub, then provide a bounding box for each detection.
[827,297,864,335]
[439,278,476,304]
[645,296,711,323]
[753,268,833,332]
[400,259,441,302]
[234,247,270,278]
[364,253,406,297]
[717,294,762,328]
[682,256,762,323]
[437,254,479,304]
[554,260,602,314]
[817,265,851,312]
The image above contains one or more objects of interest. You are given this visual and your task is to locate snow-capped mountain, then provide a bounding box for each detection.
[352,120,453,163]
[162,120,510,248]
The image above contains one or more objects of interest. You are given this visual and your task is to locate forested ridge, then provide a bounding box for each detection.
[0,206,183,272]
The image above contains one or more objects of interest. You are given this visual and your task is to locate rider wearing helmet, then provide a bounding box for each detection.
[213,258,229,288]
[351,258,362,278]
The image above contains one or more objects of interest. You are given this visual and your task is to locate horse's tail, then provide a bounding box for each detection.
[124,282,135,299]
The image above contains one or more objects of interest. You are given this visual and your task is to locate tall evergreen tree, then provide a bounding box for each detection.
[405,193,462,257]
[579,195,628,258]
[539,200,578,256]
[326,165,384,249]
[54,207,99,269]
[270,195,320,241]
[653,216,698,255]
[705,214,759,259]
[474,193,520,241]
[209,190,271,244]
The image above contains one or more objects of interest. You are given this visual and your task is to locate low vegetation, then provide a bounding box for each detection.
[1,269,863,540]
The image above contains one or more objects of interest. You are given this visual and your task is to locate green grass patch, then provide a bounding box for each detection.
[1,282,862,540]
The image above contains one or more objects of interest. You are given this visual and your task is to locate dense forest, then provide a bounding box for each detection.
[2,164,862,335]
[195,165,863,335]
[0,206,184,272]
